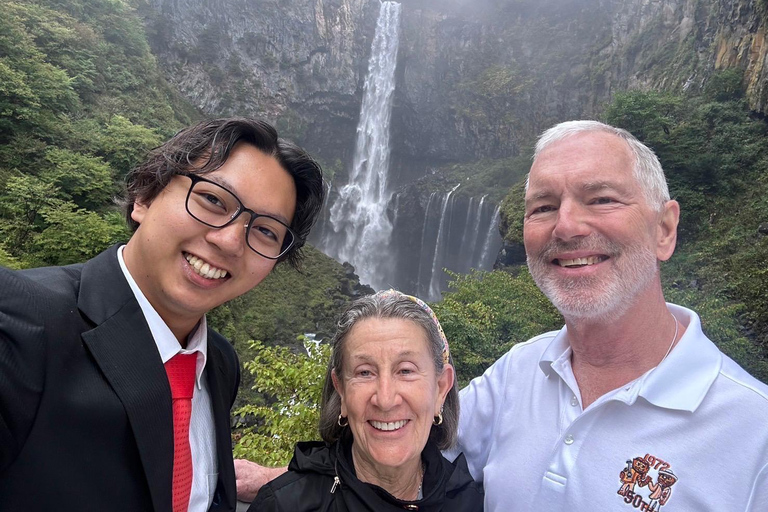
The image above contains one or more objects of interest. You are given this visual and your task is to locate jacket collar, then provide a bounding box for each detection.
[311,433,474,510]
[78,245,174,512]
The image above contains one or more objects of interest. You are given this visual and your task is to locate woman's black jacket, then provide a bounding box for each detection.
[247,434,484,511]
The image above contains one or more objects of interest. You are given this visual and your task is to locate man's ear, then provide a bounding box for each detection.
[656,199,679,262]
[130,201,148,226]
[331,369,346,417]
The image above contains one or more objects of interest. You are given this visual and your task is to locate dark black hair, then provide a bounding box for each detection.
[121,117,325,268]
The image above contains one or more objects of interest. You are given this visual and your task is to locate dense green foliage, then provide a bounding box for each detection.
[0,0,195,267]
[432,269,562,386]
[233,337,330,465]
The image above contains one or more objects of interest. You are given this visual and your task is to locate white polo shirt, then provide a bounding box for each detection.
[449,304,768,511]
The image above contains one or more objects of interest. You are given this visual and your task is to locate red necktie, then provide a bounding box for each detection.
[165,352,198,512]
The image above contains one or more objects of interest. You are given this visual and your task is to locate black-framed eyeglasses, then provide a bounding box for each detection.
[178,172,298,260]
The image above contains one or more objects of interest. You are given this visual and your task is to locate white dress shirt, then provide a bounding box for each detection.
[118,245,218,511]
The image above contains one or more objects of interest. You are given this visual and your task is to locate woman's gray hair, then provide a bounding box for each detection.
[319,290,459,450]
[528,120,670,212]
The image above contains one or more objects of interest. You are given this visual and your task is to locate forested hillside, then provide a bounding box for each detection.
[0,0,193,267]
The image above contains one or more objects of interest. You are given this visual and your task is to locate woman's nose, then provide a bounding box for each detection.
[371,375,401,410]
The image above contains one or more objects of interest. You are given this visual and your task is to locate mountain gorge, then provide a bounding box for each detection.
[1,0,765,382]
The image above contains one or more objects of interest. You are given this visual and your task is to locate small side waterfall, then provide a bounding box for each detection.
[322,1,401,289]
[479,205,502,267]
[403,190,502,301]
[428,184,460,299]
[416,192,438,292]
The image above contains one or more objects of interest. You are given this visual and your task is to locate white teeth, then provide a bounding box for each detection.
[370,420,407,431]
[184,253,228,279]
[558,256,602,267]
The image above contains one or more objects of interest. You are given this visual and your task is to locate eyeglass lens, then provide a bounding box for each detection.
[186,178,293,258]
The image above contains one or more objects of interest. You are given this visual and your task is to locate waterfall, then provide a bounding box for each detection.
[416,192,437,295]
[323,1,401,289]
[466,195,487,269]
[428,184,460,300]
[479,205,502,268]
[458,196,475,257]
[391,192,401,230]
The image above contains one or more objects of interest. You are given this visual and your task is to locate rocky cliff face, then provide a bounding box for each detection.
[144,0,767,172]
[144,0,379,165]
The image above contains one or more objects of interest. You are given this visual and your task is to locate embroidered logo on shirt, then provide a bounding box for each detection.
[617,454,678,511]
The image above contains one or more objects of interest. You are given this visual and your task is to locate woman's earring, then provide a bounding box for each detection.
[433,405,444,426]
[338,414,348,427]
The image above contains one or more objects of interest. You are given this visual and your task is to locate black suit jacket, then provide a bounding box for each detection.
[0,245,239,511]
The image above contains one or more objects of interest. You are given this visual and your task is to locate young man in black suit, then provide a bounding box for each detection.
[0,117,324,511]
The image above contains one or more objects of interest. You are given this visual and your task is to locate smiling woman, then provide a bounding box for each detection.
[247,290,484,512]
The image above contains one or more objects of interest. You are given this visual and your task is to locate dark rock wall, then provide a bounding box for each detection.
[145,0,766,175]
[145,0,379,164]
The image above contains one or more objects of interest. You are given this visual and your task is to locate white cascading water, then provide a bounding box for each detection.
[416,191,438,292]
[324,1,401,289]
[428,184,460,300]
[464,195,486,266]
[480,205,502,267]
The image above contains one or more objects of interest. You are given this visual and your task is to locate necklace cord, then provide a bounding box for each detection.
[659,314,679,365]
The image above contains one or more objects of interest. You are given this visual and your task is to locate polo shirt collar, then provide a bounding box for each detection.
[638,304,721,412]
[539,327,571,378]
[537,304,722,412]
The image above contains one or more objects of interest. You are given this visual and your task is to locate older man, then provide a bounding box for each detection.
[448,120,768,511]
[235,121,768,511]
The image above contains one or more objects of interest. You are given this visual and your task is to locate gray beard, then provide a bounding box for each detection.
[527,235,659,322]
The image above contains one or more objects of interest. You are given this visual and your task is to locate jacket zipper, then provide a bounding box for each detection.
[330,475,340,494]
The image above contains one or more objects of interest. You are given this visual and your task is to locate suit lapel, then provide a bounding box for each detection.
[78,247,173,512]
[206,338,236,511]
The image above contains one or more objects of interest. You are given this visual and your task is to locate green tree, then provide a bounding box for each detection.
[98,115,161,176]
[0,174,64,258]
[233,337,330,466]
[432,269,562,385]
[604,90,680,146]
[34,206,129,266]
[41,147,116,209]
